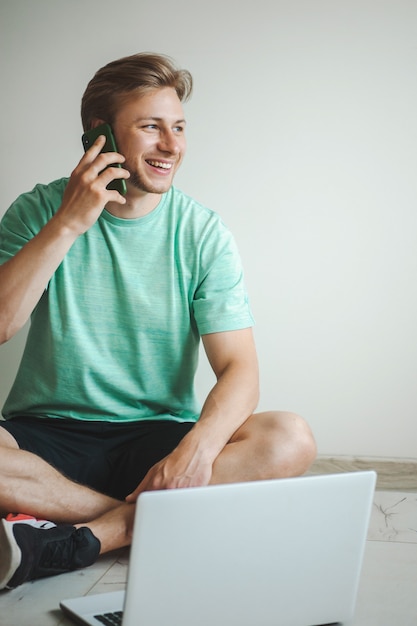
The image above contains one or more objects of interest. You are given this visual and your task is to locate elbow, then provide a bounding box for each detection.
[0,319,9,345]
[0,326,13,345]
[0,313,21,345]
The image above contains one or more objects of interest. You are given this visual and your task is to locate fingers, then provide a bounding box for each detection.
[82,133,107,161]
[71,136,130,203]
[125,463,168,503]
[125,481,145,503]
[99,166,129,201]
[83,135,125,169]
[57,138,131,235]
[81,135,129,188]
[124,455,214,504]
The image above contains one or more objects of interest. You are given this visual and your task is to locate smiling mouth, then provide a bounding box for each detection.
[146,159,173,170]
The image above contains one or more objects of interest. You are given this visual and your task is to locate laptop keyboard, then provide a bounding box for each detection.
[94,611,123,625]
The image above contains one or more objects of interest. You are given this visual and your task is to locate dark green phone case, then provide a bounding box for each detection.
[82,123,127,195]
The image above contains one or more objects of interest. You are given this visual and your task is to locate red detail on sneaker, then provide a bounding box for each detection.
[6,514,36,522]
[5,514,56,529]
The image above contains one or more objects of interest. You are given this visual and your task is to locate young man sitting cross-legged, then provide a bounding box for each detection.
[0,52,316,590]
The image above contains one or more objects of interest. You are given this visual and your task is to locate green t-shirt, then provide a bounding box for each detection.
[0,179,254,423]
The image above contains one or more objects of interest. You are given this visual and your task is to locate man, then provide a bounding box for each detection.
[0,53,316,590]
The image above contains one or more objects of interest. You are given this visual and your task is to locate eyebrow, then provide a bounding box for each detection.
[135,116,187,125]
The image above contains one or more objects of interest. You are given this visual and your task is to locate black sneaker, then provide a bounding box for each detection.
[0,518,101,589]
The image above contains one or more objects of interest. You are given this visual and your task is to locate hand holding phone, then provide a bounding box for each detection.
[82,123,127,196]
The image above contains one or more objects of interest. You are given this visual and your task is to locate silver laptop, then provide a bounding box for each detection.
[60,471,376,626]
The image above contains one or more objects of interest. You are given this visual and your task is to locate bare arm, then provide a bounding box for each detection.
[0,136,129,344]
[126,327,259,500]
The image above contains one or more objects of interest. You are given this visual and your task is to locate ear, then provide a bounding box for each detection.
[90,118,107,129]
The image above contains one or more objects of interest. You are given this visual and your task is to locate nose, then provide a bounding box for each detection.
[158,129,180,155]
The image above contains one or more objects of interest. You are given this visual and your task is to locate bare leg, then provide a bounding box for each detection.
[0,428,121,523]
[210,411,317,484]
[80,502,136,553]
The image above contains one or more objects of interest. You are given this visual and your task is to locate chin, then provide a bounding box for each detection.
[130,174,174,195]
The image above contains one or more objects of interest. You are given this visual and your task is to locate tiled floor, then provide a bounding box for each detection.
[1,459,416,625]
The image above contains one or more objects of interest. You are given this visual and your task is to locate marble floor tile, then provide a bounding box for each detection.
[369,491,417,543]
[88,548,129,594]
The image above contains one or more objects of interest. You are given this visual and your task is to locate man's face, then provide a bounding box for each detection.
[111,87,187,196]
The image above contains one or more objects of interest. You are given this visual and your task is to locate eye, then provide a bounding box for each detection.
[173,125,185,134]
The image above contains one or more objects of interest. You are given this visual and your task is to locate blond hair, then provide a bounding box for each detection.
[81,52,193,131]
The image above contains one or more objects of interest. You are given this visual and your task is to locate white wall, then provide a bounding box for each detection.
[1,0,416,458]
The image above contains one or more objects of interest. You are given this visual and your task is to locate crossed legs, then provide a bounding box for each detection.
[0,411,316,554]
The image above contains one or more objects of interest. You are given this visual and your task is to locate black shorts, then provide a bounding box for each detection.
[0,417,194,500]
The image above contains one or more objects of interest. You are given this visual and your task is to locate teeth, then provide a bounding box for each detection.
[147,160,172,170]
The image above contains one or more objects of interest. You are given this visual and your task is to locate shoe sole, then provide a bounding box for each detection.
[0,519,22,589]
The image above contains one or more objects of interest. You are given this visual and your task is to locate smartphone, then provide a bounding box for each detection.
[82,123,127,195]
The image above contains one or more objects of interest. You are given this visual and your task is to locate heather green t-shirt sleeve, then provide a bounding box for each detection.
[192,219,254,335]
[0,178,67,264]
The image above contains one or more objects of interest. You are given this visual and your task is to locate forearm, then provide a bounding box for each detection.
[181,360,260,466]
[0,214,78,343]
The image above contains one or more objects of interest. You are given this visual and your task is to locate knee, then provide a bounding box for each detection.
[259,411,317,478]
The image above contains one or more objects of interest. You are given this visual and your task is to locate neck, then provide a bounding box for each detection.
[105,188,162,219]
